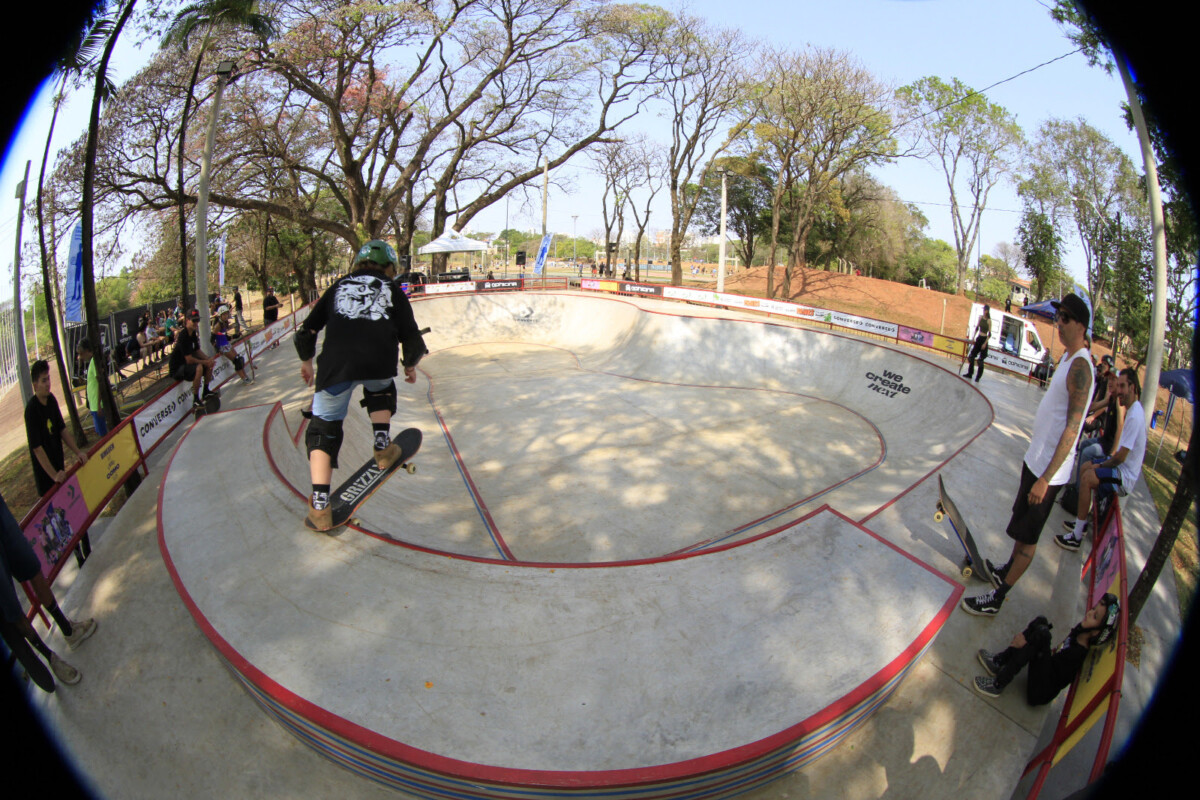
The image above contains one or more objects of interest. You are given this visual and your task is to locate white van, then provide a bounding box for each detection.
[967,302,1046,364]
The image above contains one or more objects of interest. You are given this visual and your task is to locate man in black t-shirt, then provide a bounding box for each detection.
[170,310,217,406]
[24,360,89,496]
[295,240,427,531]
[973,593,1120,704]
[262,287,280,324]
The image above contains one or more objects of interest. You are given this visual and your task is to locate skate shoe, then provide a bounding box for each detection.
[373,442,402,471]
[49,653,81,685]
[977,648,1004,676]
[306,500,333,532]
[1055,530,1082,551]
[986,559,1008,589]
[974,675,1003,698]
[65,618,97,650]
[962,588,1004,616]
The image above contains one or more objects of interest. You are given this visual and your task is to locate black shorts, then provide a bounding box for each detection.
[174,363,198,382]
[1006,463,1063,545]
[1,495,41,623]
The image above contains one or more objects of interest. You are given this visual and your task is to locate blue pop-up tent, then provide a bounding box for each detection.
[1152,368,1195,469]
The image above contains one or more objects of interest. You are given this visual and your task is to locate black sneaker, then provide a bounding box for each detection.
[986,559,1008,589]
[1054,532,1082,552]
[962,589,1003,616]
[977,649,1004,676]
[974,675,1003,698]
[1061,518,1089,534]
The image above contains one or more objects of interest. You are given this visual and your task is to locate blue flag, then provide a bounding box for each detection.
[534,234,552,276]
[65,222,84,323]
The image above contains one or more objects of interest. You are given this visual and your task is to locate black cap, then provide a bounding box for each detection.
[1051,293,1090,329]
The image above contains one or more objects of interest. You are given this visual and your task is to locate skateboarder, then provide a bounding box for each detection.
[295,239,428,531]
[974,593,1119,703]
[963,304,991,382]
[170,309,218,408]
[213,305,253,385]
[962,293,1094,616]
[0,490,97,689]
[1057,368,1147,551]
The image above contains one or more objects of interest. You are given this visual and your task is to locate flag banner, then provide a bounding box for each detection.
[534,234,552,275]
[65,222,84,323]
[218,233,227,287]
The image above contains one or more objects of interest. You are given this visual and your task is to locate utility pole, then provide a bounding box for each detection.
[195,60,237,350]
[717,168,728,293]
[541,157,549,286]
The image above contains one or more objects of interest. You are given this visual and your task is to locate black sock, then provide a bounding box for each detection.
[372,424,390,450]
[47,603,73,637]
[311,485,331,510]
[29,634,53,661]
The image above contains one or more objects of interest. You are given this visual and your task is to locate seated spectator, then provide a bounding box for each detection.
[974,594,1120,703]
[212,306,253,385]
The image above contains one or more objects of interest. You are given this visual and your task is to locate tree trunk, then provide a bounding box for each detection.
[81,0,136,440]
[177,48,205,308]
[36,90,88,446]
[1128,423,1197,626]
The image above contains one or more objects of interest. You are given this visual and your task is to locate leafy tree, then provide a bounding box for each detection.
[161,0,277,306]
[1017,207,1065,302]
[692,156,772,272]
[899,237,957,292]
[896,76,1023,294]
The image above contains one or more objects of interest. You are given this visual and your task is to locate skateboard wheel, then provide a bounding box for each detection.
[934,511,944,523]
[404,463,416,474]
[961,565,973,579]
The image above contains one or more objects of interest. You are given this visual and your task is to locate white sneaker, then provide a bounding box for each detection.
[49,653,81,685]
[65,618,97,650]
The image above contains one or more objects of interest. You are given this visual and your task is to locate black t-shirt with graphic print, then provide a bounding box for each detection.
[299,267,421,392]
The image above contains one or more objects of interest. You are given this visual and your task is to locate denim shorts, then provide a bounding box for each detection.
[311,379,394,421]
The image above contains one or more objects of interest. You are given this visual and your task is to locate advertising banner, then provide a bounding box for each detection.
[76,425,140,511]
[619,282,662,297]
[481,279,521,291]
[65,222,84,323]
[534,234,553,275]
[662,286,720,304]
[23,478,89,575]
[818,309,899,338]
[423,281,478,296]
[985,349,1035,376]
[133,380,201,454]
[898,326,968,358]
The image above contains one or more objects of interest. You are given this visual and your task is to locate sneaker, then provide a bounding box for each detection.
[985,559,1007,589]
[65,618,97,650]
[373,442,402,471]
[202,387,219,399]
[1062,518,1089,535]
[962,588,1003,616]
[974,675,1003,698]
[306,500,333,532]
[242,377,254,385]
[49,653,81,685]
[1054,532,1082,552]
[977,649,1004,676]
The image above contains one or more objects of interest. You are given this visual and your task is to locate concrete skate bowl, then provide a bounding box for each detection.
[158,291,984,799]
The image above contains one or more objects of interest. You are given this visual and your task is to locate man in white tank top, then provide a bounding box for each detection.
[963,293,1095,616]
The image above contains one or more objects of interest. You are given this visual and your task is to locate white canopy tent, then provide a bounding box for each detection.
[417,230,489,254]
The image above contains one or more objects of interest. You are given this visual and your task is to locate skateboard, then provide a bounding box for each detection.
[935,474,996,583]
[305,428,422,532]
[193,392,221,418]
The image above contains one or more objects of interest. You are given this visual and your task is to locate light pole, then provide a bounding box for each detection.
[572,214,579,276]
[195,59,237,351]
[717,168,728,293]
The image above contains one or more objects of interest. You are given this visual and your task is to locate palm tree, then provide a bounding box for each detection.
[80,0,137,436]
[34,6,113,446]
[160,0,277,311]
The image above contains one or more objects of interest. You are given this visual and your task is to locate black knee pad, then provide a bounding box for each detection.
[233,354,245,371]
[360,381,397,416]
[305,417,345,468]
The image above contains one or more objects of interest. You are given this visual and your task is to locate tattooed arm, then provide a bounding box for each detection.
[1029,358,1093,505]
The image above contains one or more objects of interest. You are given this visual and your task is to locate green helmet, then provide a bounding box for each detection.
[355,239,398,268]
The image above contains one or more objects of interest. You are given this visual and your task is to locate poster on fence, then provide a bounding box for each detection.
[76,425,140,511]
[23,477,89,575]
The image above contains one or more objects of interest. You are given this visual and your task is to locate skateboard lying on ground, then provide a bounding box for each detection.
[305,427,422,532]
[935,474,996,584]
[193,392,221,418]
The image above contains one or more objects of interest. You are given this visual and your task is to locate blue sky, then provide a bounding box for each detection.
[0,0,1142,301]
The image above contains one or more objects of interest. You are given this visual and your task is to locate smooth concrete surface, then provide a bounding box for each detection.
[9,290,1184,799]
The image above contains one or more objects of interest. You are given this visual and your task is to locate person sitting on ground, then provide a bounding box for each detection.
[0,489,97,689]
[974,593,1120,703]
[212,305,253,385]
[169,309,217,407]
[1056,368,1147,551]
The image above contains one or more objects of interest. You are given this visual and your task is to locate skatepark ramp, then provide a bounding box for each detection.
[157,292,985,797]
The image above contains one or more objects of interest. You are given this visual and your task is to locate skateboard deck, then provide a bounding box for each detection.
[194,392,221,418]
[305,428,422,533]
[935,474,995,583]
